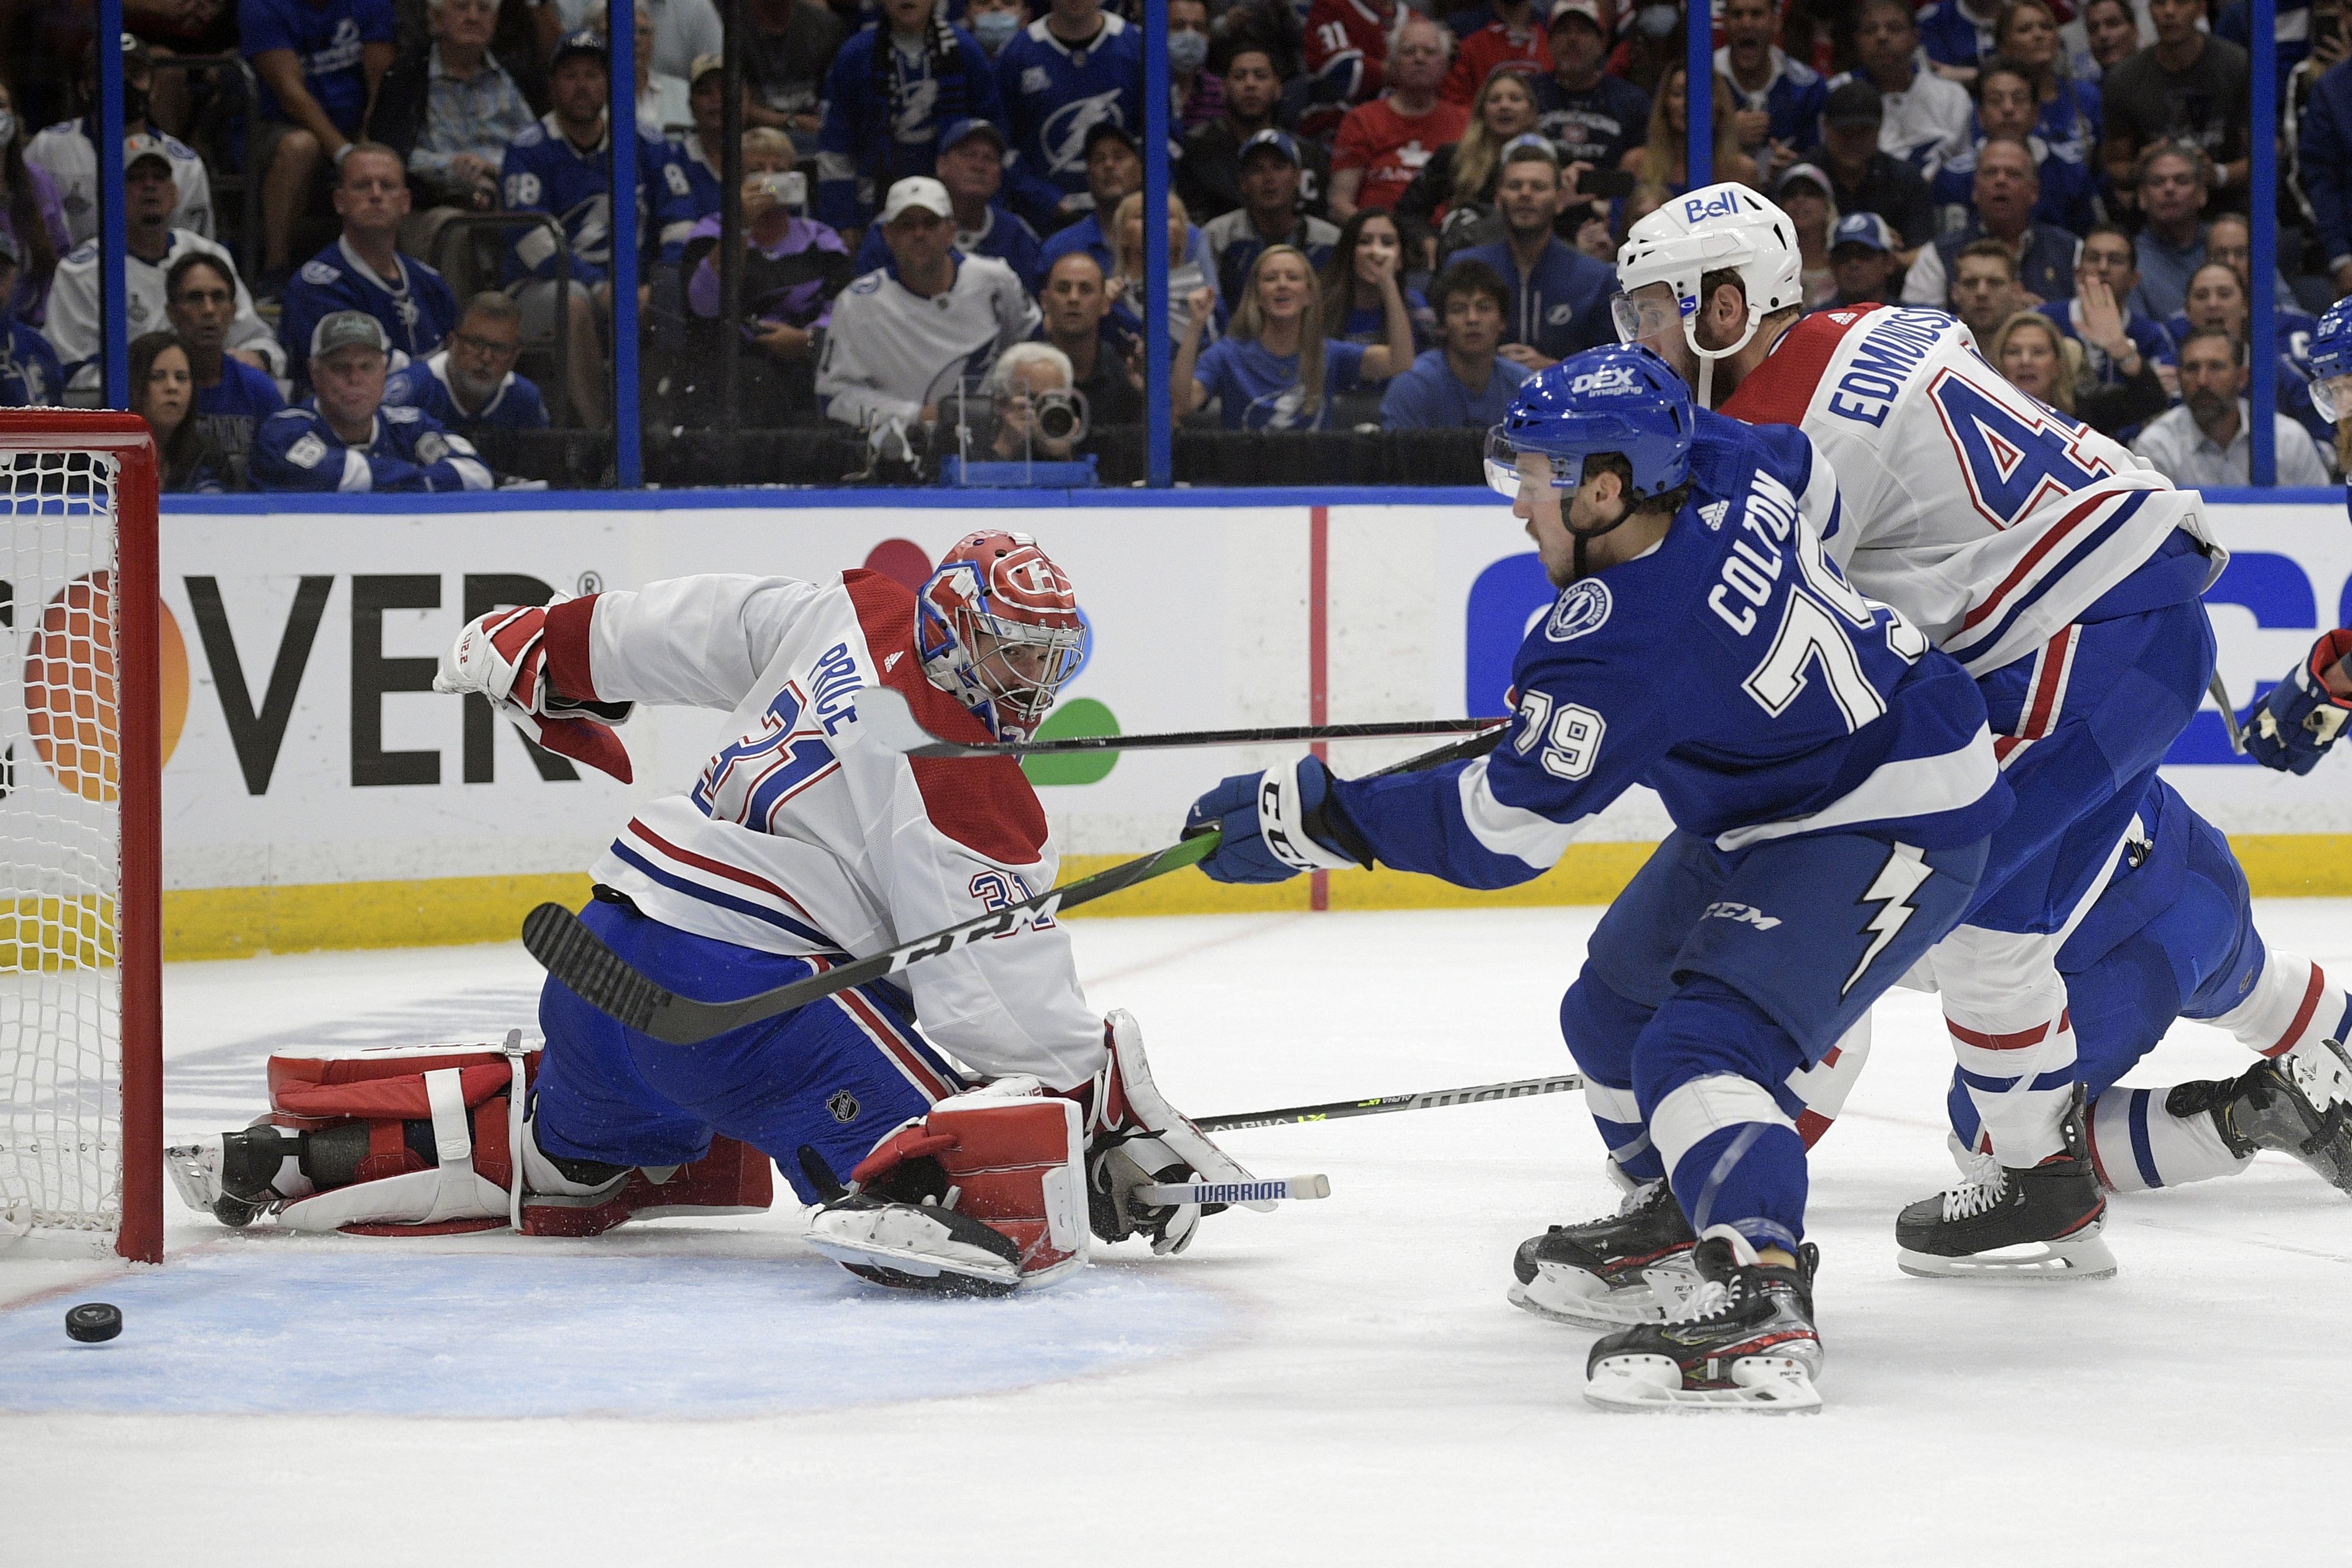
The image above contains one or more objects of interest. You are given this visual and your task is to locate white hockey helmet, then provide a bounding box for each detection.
[1613,183,1805,388]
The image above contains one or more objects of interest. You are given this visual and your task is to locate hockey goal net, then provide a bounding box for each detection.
[0,411,161,1262]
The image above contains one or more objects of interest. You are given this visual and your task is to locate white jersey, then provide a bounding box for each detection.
[814,253,1039,431]
[548,570,1106,1091]
[25,118,215,245]
[47,228,285,387]
[1720,304,2223,676]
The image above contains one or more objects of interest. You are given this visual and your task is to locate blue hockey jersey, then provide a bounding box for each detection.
[0,319,64,406]
[995,15,1145,226]
[190,355,287,483]
[251,401,494,492]
[384,349,550,435]
[500,115,699,285]
[815,23,1008,229]
[1331,412,2009,889]
[280,236,462,388]
[1454,237,1616,364]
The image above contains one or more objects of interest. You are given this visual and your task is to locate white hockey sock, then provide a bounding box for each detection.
[1935,925,2078,1166]
[2208,950,2352,1060]
[2087,1087,2251,1193]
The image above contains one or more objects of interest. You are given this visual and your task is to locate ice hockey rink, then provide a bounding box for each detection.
[3,899,2348,1565]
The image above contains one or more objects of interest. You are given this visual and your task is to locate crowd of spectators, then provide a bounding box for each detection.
[2,0,2351,488]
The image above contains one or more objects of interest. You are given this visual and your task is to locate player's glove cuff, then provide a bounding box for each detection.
[1257,754,1374,874]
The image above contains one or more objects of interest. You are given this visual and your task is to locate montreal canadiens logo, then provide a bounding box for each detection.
[1544,578,1611,643]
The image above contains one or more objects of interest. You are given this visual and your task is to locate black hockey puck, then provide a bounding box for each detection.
[64,1302,122,1343]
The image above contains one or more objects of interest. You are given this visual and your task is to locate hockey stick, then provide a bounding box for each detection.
[1196,1072,1586,1133]
[1132,1174,1331,1205]
[521,725,1509,1046]
[856,684,1502,761]
[2210,673,2247,754]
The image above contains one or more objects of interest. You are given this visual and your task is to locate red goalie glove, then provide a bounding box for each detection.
[433,599,636,782]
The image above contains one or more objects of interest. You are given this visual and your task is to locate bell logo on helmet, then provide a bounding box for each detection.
[1681,188,1747,223]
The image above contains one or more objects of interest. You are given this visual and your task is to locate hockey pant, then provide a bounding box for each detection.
[1565,826,1986,1253]
[535,894,967,1204]
[1948,777,2352,1193]
[1933,581,2217,1166]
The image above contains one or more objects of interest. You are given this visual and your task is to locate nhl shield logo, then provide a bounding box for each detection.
[827,1090,861,1124]
[1544,579,1612,643]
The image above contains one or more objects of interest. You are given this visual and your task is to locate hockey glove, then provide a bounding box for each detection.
[2246,629,2352,776]
[1183,754,1374,884]
[434,601,636,782]
[1075,1011,1272,1255]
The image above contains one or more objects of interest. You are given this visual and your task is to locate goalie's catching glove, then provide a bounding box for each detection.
[1183,754,1374,884]
[433,600,636,781]
[2247,629,2352,776]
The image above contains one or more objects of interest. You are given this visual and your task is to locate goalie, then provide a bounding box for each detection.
[168,531,1258,1296]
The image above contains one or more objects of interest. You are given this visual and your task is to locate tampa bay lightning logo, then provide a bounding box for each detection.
[1041,91,1124,178]
[1544,578,1611,642]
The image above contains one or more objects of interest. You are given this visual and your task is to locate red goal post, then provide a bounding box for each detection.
[0,410,162,1263]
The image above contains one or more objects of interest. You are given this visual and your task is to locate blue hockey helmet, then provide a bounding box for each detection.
[1485,343,1696,504]
[2311,296,2352,423]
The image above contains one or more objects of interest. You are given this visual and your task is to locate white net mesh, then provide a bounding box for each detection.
[0,447,123,1238]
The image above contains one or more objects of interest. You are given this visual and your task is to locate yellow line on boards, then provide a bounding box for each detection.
[136,833,2352,963]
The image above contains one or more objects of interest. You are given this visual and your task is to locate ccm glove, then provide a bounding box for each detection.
[2246,629,2352,776]
[1182,754,1374,884]
[434,601,636,781]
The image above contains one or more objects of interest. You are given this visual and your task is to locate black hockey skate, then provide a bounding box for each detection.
[2167,1038,2352,1194]
[164,1124,302,1227]
[1895,1087,2115,1280]
[1583,1228,1824,1413]
[1507,1178,1698,1328]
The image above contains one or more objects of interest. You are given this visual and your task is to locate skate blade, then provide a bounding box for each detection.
[1895,1228,2118,1281]
[1506,1264,1664,1329]
[1583,1354,1823,1415]
[802,1231,1021,1293]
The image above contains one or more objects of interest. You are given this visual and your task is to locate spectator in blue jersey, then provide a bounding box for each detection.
[368,0,537,244]
[385,291,550,435]
[1379,257,1529,429]
[2037,225,2177,401]
[1318,209,1433,351]
[1831,0,1973,173]
[165,253,288,491]
[1203,130,1340,306]
[1993,0,2102,167]
[814,0,1005,237]
[280,143,462,390]
[1037,122,1142,279]
[677,53,729,216]
[2165,261,2331,453]
[1173,241,1414,431]
[254,310,496,491]
[1716,0,1823,185]
[0,233,64,406]
[1533,0,1650,173]
[996,0,1146,230]
[2126,139,2209,322]
[1819,212,1905,309]
[501,30,699,426]
[1927,61,2096,235]
[1901,135,2079,309]
[1916,0,2003,84]
[852,118,1046,291]
[1807,82,1936,254]
[2299,40,2352,298]
[129,333,230,492]
[1455,139,1614,373]
[240,0,400,288]
[680,128,852,421]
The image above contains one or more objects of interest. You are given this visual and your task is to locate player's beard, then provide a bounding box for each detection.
[2337,420,2352,475]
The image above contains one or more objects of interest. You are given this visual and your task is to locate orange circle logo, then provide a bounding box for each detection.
[23,571,188,804]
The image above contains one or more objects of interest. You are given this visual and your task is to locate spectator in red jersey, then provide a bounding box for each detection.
[1441,0,1551,106]
[1302,0,1397,139]
[1169,0,1224,133]
[1329,15,1466,222]
[1394,63,1540,270]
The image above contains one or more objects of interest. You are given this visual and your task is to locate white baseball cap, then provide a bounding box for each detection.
[881,176,953,225]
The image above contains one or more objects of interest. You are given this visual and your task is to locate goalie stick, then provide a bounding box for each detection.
[1132,1174,1332,1205]
[856,684,1502,760]
[521,725,1508,1046]
[1196,1073,1586,1133]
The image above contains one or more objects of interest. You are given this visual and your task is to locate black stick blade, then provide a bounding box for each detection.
[521,902,676,1035]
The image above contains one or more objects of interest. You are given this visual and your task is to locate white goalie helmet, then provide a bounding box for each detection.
[1613,183,1805,389]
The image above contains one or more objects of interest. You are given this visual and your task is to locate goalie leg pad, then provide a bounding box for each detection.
[267,1046,534,1236]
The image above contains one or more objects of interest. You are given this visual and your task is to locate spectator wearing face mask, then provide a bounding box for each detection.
[1168,0,1222,132]
[966,0,1029,61]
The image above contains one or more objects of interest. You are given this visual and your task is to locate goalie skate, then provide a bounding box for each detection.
[165,1124,304,1228]
[2168,1038,2352,1195]
[1582,1228,1823,1414]
[1506,1178,1697,1328]
[1896,1088,2116,1280]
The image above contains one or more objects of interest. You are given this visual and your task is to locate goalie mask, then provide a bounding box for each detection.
[1613,183,1803,406]
[917,530,1086,742]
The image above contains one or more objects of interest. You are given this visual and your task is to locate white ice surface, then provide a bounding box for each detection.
[9,903,2352,1564]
